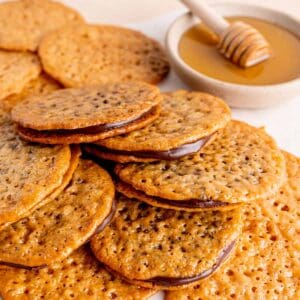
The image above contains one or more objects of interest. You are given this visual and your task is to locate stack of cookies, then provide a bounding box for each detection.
[0,1,298,300]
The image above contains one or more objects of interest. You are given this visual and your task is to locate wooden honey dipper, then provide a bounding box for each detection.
[181,0,271,68]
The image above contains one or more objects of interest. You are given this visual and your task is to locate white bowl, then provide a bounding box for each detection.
[165,3,300,108]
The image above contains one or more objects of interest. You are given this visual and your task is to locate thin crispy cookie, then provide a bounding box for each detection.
[12,82,162,130]
[0,246,155,300]
[39,24,169,86]
[91,195,242,289]
[0,159,114,267]
[96,91,231,152]
[0,50,41,100]
[1,73,61,112]
[0,146,81,232]
[0,0,84,52]
[115,121,286,205]
[0,109,71,227]
[16,104,160,144]
[83,144,156,163]
[166,152,300,300]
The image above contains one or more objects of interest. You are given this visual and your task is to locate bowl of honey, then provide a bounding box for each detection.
[166,3,300,108]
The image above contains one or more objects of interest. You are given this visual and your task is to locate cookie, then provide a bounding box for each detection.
[91,194,242,289]
[1,73,61,112]
[0,109,71,227]
[38,24,169,87]
[115,121,286,211]
[86,91,231,162]
[12,82,162,144]
[0,246,155,300]
[0,146,81,232]
[259,151,300,271]
[84,145,156,163]
[0,159,115,268]
[165,152,300,299]
[0,50,41,100]
[0,0,84,52]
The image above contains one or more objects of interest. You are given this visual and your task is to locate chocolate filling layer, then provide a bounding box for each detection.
[92,199,117,236]
[0,200,117,270]
[144,240,236,286]
[119,181,230,209]
[94,135,212,160]
[105,240,235,287]
[20,106,158,135]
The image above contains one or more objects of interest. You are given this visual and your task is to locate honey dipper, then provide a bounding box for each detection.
[181,0,271,68]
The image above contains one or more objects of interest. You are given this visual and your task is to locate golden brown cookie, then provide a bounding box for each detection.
[85,91,231,162]
[0,146,81,232]
[0,50,41,100]
[84,145,156,163]
[259,151,300,273]
[0,108,71,227]
[91,194,242,290]
[0,246,155,300]
[0,0,84,52]
[39,24,169,86]
[115,121,286,211]
[12,82,162,144]
[0,159,115,268]
[165,152,300,299]
[1,73,61,112]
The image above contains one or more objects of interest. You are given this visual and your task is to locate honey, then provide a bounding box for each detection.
[179,16,300,85]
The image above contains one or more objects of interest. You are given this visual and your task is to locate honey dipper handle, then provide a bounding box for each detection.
[181,0,229,35]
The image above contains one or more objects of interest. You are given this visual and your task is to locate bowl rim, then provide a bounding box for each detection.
[165,2,300,90]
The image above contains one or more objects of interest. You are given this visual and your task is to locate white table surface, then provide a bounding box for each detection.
[4,1,297,300]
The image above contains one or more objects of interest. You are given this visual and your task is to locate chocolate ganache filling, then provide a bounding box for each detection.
[144,240,236,286]
[105,240,236,287]
[92,200,117,235]
[95,135,212,160]
[18,106,158,135]
[118,181,230,209]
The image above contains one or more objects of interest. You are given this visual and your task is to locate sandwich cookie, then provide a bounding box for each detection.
[38,24,169,86]
[0,246,155,300]
[166,152,300,299]
[0,159,115,268]
[12,82,162,144]
[0,0,84,52]
[0,109,72,228]
[91,194,242,289]
[84,91,231,163]
[0,50,41,100]
[1,73,61,112]
[115,121,286,211]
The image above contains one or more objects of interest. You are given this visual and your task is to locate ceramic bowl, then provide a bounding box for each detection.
[165,3,300,108]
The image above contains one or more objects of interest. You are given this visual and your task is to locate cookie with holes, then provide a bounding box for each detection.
[12,82,161,144]
[0,145,81,232]
[0,50,41,101]
[91,194,242,290]
[0,159,115,268]
[38,24,169,87]
[115,121,286,211]
[84,91,231,163]
[1,72,61,112]
[0,246,155,300]
[0,108,73,229]
[165,151,300,299]
[0,0,84,52]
